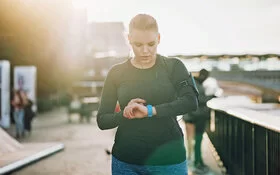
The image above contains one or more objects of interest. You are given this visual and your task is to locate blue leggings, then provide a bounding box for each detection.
[14,109,25,136]
[112,156,187,175]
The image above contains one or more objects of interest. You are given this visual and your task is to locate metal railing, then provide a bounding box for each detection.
[206,98,280,175]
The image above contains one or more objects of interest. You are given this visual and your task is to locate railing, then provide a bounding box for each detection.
[206,97,280,175]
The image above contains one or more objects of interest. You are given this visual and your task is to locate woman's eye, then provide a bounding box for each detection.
[148,43,155,46]
[134,44,142,47]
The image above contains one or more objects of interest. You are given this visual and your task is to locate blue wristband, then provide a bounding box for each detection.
[147,105,153,118]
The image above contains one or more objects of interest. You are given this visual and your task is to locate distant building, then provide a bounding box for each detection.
[86,22,130,59]
[84,22,130,80]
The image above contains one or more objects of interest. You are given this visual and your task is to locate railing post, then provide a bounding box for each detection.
[241,122,245,175]
[266,129,268,175]
[252,125,255,175]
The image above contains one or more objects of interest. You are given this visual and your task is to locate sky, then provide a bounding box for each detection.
[72,0,280,55]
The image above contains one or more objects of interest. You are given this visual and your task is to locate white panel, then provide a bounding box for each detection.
[14,66,37,112]
[0,60,11,128]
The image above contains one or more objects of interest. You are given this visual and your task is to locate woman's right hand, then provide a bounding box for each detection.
[124,98,146,119]
[123,103,148,119]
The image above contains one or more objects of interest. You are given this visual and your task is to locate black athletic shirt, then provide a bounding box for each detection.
[97,54,198,165]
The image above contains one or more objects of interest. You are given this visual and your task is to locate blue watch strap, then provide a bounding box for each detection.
[147,105,153,117]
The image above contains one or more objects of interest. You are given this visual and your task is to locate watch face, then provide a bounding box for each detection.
[147,105,153,117]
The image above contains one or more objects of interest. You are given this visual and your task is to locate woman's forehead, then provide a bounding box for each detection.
[129,30,159,42]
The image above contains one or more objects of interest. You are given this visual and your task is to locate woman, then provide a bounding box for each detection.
[183,69,210,163]
[97,14,198,175]
[11,90,25,139]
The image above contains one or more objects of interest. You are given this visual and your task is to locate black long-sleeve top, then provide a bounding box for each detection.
[97,55,198,165]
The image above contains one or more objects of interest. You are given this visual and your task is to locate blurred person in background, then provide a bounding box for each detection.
[68,94,82,123]
[203,76,223,97]
[11,90,25,139]
[183,69,218,174]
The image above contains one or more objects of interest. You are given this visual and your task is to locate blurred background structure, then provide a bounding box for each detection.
[0,0,279,174]
[1,0,280,108]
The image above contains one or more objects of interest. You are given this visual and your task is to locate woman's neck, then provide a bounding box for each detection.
[131,56,156,69]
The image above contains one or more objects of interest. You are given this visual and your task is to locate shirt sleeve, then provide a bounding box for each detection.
[155,59,198,117]
[96,66,123,130]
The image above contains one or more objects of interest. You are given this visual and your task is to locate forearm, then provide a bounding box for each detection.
[96,111,123,130]
[155,94,198,118]
[96,67,120,130]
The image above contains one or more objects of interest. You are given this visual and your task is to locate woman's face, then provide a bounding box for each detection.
[20,91,27,98]
[128,29,160,65]
[14,94,20,103]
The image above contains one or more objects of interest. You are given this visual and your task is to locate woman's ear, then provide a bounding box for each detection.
[157,33,161,44]
[127,34,131,45]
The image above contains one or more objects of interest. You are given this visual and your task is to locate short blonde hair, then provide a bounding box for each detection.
[129,14,158,33]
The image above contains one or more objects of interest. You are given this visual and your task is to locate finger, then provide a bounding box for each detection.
[125,106,133,119]
[133,98,146,104]
[129,107,134,119]
[128,101,134,106]
[126,105,132,119]
[129,98,146,105]
[132,103,142,118]
[123,107,129,118]
[123,108,127,118]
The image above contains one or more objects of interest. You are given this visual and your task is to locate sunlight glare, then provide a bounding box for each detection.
[72,0,92,9]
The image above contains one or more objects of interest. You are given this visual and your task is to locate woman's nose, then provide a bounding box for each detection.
[142,45,149,53]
